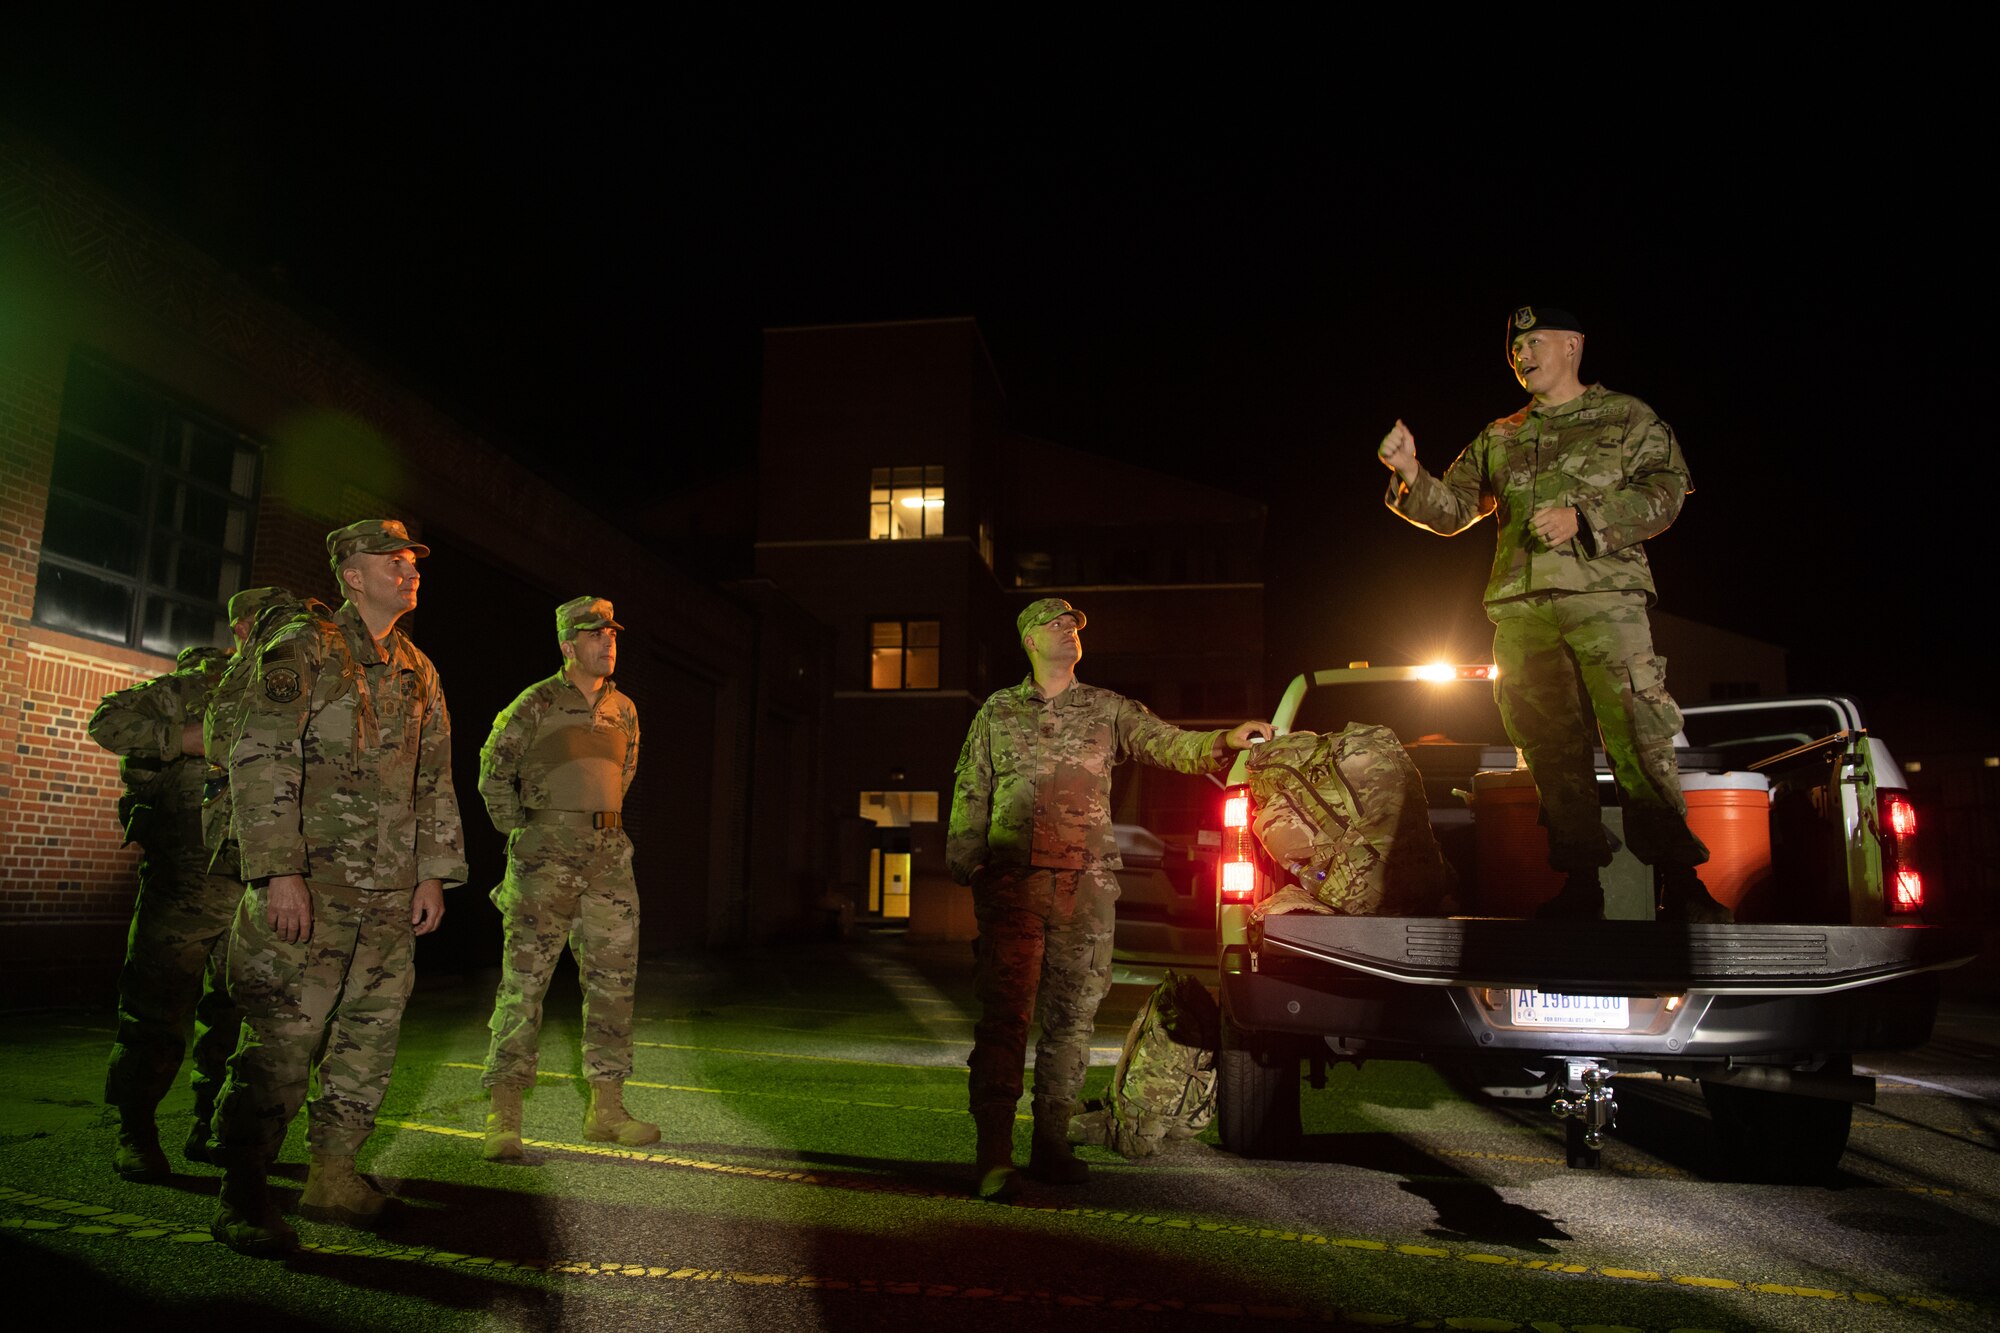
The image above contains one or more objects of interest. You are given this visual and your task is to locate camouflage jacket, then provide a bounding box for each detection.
[947,678,1226,883]
[1385,384,1691,607]
[229,600,467,891]
[87,646,228,846]
[478,672,639,834]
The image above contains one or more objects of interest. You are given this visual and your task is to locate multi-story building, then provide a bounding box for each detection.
[754,318,1266,939]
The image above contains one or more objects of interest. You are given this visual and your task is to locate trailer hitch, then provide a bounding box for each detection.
[1549,1060,1618,1150]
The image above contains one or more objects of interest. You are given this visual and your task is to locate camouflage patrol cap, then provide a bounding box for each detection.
[1016,596,1086,640]
[556,595,623,640]
[325,518,430,574]
[227,585,290,626]
[176,644,228,671]
[1506,305,1585,357]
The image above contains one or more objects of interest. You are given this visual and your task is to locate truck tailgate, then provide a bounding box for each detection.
[1252,917,1976,994]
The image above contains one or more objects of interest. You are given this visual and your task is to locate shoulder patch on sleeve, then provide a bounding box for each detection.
[263,667,302,703]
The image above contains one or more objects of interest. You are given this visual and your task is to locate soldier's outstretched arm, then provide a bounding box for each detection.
[1118,698,1231,775]
[1384,425,1497,537]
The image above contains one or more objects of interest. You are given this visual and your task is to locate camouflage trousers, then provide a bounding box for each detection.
[482,824,640,1088]
[103,840,244,1117]
[214,879,417,1159]
[968,865,1117,1115]
[1490,590,1709,872]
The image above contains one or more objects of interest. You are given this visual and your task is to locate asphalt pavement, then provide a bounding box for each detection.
[4,927,1999,1332]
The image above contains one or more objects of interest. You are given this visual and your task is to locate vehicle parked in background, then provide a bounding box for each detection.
[1207,663,1971,1179]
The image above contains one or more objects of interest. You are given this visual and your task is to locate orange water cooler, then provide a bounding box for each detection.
[1469,768,1771,918]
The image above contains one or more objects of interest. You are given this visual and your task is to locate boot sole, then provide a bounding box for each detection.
[584,1129,662,1146]
[209,1218,297,1256]
[114,1157,171,1182]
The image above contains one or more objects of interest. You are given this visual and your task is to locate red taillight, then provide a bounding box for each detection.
[1219,784,1260,902]
[1880,791,1924,913]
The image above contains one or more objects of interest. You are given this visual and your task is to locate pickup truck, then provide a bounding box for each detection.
[1208,664,1972,1180]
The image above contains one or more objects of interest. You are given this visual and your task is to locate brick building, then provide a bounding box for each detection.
[0,126,828,999]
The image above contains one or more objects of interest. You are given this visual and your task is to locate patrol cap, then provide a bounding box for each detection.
[227,585,290,626]
[1506,305,1584,357]
[176,644,228,671]
[1016,596,1086,640]
[557,595,623,640]
[325,518,430,574]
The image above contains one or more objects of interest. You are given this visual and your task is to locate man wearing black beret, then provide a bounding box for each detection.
[1376,306,1729,923]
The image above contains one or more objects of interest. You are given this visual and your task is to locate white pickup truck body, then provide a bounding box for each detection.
[1207,668,1971,1178]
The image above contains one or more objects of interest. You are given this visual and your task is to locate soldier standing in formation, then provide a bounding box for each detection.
[209,519,466,1256]
[1378,305,1731,923]
[477,596,657,1160]
[90,586,290,1179]
[948,597,1272,1199]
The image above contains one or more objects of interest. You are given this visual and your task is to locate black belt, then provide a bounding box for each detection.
[525,809,622,829]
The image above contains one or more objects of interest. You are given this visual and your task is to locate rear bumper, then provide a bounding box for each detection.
[1219,918,1970,1064]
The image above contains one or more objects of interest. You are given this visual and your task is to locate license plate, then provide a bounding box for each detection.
[1511,989,1629,1029]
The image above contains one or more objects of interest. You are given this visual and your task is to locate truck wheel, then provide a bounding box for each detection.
[1217,1013,1301,1158]
[1701,1055,1854,1183]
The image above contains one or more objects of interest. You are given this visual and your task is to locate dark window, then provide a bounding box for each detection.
[870,619,940,689]
[36,355,262,654]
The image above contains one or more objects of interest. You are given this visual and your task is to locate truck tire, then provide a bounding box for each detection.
[1701,1055,1854,1183]
[1217,1013,1301,1157]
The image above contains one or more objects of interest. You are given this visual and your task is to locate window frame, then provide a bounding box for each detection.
[868,464,946,541]
[868,617,942,690]
[35,352,265,655]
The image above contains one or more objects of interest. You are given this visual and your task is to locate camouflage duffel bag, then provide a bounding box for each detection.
[1244,724,1452,915]
[1070,970,1220,1159]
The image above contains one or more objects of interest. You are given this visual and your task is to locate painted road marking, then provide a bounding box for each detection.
[439,1062,985,1117]
[632,1040,969,1073]
[378,1112,2000,1312]
[7,1176,1985,1325]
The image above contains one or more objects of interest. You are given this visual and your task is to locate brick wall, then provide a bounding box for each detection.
[0,360,164,927]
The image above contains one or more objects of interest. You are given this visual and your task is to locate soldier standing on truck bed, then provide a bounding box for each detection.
[476,595,657,1161]
[947,597,1273,1200]
[89,586,290,1181]
[1377,304,1731,923]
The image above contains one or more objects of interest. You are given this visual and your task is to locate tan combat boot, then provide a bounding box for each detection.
[1025,1097,1090,1185]
[210,1153,297,1257]
[972,1105,1020,1201]
[583,1080,661,1146]
[112,1106,170,1181]
[298,1152,391,1225]
[485,1083,527,1161]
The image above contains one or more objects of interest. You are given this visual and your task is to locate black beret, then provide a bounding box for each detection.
[1506,305,1585,356]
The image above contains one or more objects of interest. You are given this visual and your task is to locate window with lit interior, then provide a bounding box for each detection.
[35,355,262,655]
[869,466,944,540]
[870,619,940,689]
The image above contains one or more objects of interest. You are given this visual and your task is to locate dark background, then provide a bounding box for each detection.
[4,17,1988,745]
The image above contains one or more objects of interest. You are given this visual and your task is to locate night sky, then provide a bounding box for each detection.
[4,21,1987,744]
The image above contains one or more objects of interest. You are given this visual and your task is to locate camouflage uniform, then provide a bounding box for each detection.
[948,677,1227,1118]
[1386,382,1707,873]
[90,645,243,1131]
[478,668,641,1088]
[214,596,467,1159]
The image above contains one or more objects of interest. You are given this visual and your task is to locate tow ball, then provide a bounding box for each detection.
[1549,1060,1618,1167]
